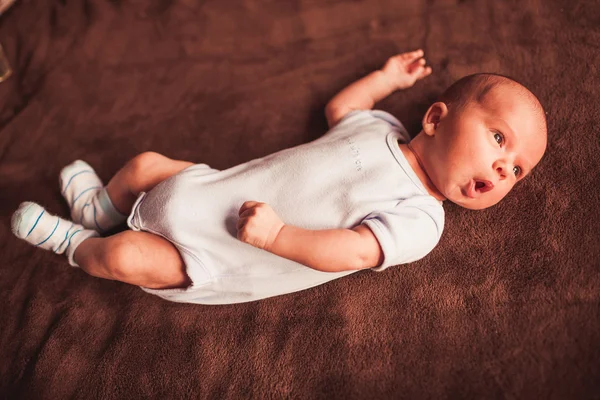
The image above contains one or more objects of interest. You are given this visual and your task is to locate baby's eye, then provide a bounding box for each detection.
[493,132,504,145]
[513,166,522,177]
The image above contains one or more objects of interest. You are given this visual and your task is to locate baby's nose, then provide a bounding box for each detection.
[494,162,507,179]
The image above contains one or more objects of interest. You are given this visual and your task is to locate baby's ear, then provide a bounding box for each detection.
[422,102,449,136]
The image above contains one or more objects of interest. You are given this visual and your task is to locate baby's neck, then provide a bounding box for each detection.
[399,141,446,201]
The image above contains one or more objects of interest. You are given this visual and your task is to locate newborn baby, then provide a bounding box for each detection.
[11,50,547,305]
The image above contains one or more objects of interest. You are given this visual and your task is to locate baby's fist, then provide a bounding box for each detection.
[381,49,432,90]
[236,201,285,251]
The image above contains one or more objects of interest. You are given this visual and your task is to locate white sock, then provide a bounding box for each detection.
[59,160,127,233]
[11,202,99,267]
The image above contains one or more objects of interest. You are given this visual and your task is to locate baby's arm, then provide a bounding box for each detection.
[269,224,384,272]
[325,49,432,128]
[236,201,383,272]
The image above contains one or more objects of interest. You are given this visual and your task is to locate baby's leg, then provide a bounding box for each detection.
[74,230,191,289]
[12,202,189,289]
[105,151,194,215]
[61,152,193,232]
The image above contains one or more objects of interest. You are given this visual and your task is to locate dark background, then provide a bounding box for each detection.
[1,0,599,398]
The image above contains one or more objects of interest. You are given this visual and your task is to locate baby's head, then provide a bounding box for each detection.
[411,73,548,210]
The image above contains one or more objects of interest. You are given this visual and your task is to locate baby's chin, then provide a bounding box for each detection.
[445,191,503,210]
[454,201,493,211]
[436,180,509,210]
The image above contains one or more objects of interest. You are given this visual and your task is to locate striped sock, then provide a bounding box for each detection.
[11,202,99,267]
[59,160,127,233]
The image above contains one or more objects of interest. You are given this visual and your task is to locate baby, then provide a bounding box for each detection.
[11,49,547,305]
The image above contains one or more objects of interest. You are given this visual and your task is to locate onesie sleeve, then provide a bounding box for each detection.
[324,109,411,142]
[336,109,404,127]
[361,196,444,271]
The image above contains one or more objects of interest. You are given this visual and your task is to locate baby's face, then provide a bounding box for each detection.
[426,85,547,210]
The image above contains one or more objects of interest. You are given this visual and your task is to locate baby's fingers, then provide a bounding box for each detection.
[400,49,425,64]
[409,58,432,78]
[406,57,425,70]
[420,66,433,78]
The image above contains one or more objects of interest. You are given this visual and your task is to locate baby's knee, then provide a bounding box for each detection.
[100,231,186,288]
[129,151,169,177]
[102,232,144,281]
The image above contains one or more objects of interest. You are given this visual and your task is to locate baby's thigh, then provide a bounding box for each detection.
[109,230,190,290]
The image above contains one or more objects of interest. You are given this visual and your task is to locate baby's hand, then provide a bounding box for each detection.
[237,201,285,251]
[380,49,432,90]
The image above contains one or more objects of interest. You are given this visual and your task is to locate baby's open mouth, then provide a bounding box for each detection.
[474,179,494,193]
[465,179,494,198]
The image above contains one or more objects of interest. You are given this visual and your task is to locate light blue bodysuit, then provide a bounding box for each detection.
[127,110,444,304]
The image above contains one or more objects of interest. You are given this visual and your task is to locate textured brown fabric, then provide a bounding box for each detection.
[1,0,598,398]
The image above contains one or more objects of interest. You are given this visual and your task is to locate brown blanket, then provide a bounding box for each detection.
[1,1,598,398]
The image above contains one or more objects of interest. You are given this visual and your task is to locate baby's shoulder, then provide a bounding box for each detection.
[324,109,408,140]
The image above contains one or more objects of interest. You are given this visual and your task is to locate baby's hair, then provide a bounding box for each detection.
[438,73,547,134]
